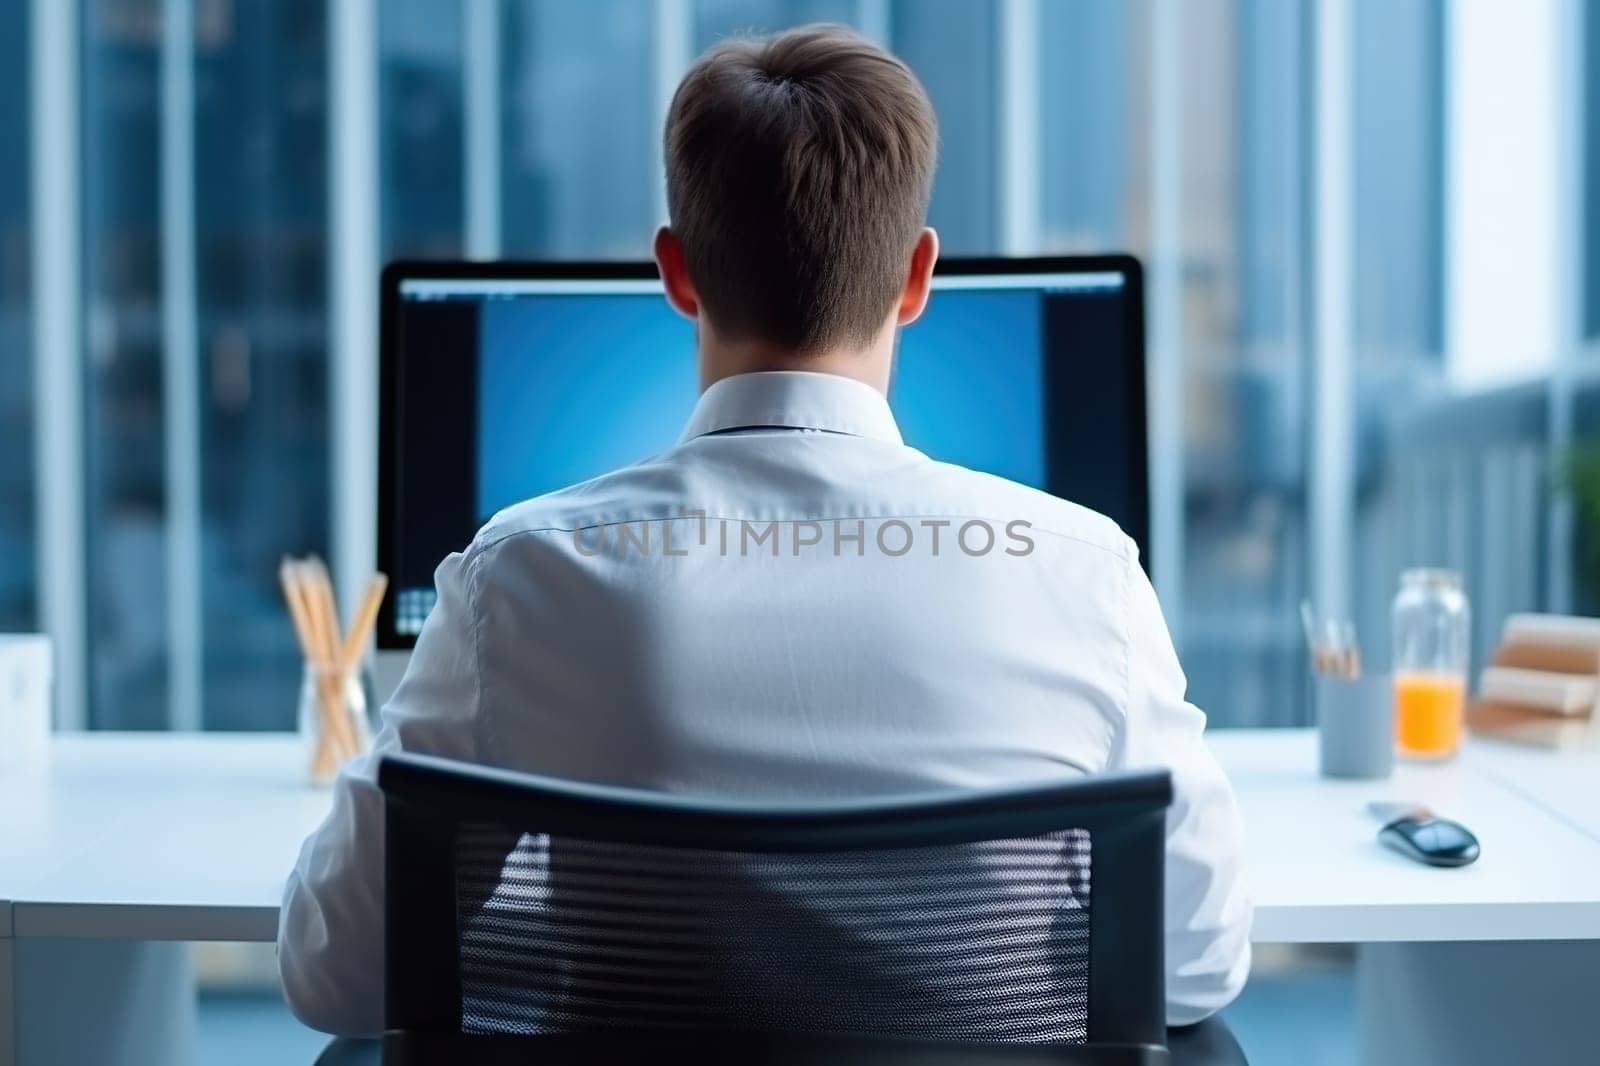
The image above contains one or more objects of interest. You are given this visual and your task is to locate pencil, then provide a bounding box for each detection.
[340,573,388,672]
[280,558,341,772]
[311,558,360,759]
[299,557,357,760]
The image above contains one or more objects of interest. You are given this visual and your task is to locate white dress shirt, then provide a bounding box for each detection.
[279,369,1251,1035]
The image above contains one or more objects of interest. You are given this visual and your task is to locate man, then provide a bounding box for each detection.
[280,24,1250,1036]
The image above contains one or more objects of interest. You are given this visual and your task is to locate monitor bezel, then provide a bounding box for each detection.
[377,255,1147,650]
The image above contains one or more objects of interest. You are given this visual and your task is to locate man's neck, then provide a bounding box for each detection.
[698,332,894,394]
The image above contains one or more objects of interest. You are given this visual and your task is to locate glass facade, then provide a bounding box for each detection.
[82,0,168,728]
[74,0,329,730]
[381,0,463,258]
[1350,0,1454,688]
[193,0,329,729]
[12,0,1594,730]
[501,0,657,257]
[0,0,32,634]
[1168,0,1311,727]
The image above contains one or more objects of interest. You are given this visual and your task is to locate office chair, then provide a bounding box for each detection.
[322,752,1245,1066]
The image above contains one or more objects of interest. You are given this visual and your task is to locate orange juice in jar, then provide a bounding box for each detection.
[1391,569,1470,760]
[1393,671,1465,759]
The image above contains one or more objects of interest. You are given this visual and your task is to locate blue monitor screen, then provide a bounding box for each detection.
[475,288,1044,518]
[382,265,1143,644]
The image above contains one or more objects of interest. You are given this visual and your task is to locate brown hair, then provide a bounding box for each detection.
[664,24,937,353]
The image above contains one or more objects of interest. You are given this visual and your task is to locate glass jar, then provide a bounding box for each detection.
[1391,568,1470,760]
[297,662,375,786]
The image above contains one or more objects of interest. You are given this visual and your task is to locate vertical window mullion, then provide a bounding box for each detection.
[857,0,891,47]
[30,0,87,731]
[1546,0,1583,613]
[652,0,693,228]
[464,0,502,260]
[999,0,1041,256]
[1311,0,1354,624]
[162,0,202,731]
[331,0,381,620]
[1148,0,1186,633]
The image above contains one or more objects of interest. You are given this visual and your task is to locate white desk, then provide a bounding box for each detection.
[1,730,1596,1065]
[0,736,328,1066]
[1217,730,1600,943]
[1218,731,1600,1065]
[1465,738,1600,842]
[0,735,328,943]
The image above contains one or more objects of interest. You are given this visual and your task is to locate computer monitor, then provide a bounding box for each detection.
[376,257,1147,652]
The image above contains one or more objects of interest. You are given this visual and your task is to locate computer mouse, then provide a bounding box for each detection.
[1378,814,1481,868]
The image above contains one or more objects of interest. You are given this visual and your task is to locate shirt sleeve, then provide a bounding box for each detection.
[1107,544,1253,1026]
[277,546,483,1036]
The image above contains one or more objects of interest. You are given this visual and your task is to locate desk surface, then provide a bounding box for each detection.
[1215,731,1600,943]
[1464,738,1600,842]
[0,730,1595,945]
[0,734,327,941]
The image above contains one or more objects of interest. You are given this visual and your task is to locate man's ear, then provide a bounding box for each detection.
[654,226,700,321]
[895,228,940,327]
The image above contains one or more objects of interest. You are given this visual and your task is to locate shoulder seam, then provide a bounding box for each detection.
[466,547,492,758]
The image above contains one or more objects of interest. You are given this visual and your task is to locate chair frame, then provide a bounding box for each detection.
[379,753,1173,1065]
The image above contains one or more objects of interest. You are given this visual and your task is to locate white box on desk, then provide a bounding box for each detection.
[0,634,52,770]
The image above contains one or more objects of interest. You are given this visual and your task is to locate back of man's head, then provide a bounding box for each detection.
[664,24,937,354]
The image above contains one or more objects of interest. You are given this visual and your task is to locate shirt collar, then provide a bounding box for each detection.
[678,371,904,445]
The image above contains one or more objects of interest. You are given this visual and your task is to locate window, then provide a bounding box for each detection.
[1352,0,1568,680]
[193,0,328,729]
[25,0,1595,731]
[1168,0,1311,726]
[0,0,32,634]
[76,0,329,730]
[501,0,657,257]
[1351,0,1455,682]
[82,0,167,728]
[381,0,463,259]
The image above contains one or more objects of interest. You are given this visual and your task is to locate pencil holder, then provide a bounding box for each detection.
[298,661,376,787]
[1316,672,1394,780]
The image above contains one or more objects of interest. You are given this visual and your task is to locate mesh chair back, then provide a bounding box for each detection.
[456,825,1092,1042]
[380,755,1172,1055]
